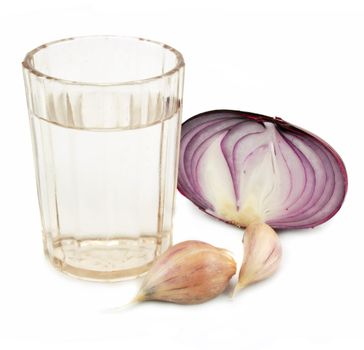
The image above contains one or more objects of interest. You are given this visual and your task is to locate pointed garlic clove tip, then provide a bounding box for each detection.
[234,223,282,295]
[135,240,237,305]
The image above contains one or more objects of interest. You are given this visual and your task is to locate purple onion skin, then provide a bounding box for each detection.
[178,110,348,230]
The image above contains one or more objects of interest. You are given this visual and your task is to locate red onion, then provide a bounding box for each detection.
[178,110,347,229]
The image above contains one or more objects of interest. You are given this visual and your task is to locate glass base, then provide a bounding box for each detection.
[43,232,171,282]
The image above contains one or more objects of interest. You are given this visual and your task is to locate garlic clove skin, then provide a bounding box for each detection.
[233,223,282,295]
[135,240,237,304]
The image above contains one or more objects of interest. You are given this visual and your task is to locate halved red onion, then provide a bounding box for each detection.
[178,110,348,229]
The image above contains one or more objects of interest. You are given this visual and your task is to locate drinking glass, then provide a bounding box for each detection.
[22,36,184,281]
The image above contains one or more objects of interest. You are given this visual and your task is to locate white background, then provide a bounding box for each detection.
[1,1,363,349]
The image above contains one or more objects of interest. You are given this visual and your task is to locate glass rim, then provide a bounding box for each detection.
[22,35,185,87]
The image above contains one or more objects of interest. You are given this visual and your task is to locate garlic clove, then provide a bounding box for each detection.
[134,240,237,305]
[233,223,282,295]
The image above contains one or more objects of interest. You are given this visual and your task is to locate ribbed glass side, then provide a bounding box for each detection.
[23,36,184,281]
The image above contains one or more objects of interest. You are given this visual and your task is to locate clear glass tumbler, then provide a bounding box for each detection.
[22,36,184,281]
